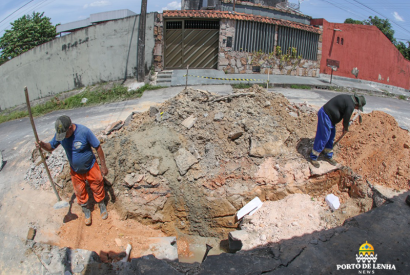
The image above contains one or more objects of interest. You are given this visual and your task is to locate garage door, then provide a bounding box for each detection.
[164,20,219,69]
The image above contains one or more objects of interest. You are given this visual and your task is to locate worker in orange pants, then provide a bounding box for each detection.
[36,115,108,225]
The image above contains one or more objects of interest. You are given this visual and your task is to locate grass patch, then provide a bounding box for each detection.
[398,95,407,100]
[289,84,311,90]
[232,83,266,89]
[0,83,164,124]
[232,83,252,89]
[328,86,344,92]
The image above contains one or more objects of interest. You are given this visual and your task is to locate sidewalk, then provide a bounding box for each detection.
[168,69,410,97]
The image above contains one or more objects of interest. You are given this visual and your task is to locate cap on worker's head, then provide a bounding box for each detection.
[353,94,366,111]
[55,115,71,141]
[356,95,366,111]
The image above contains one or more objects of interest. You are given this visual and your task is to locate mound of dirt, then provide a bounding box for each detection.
[96,86,405,239]
[29,86,409,251]
[336,111,410,190]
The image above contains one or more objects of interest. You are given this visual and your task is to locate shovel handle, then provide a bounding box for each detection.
[333,131,346,147]
[24,87,62,201]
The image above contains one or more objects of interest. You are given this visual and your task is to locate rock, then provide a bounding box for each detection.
[174,148,198,175]
[325,194,340,210]
[214,112,224,121]
[249,136,288,157]
[289,112,298,117]
[72,264,85,273]
[229,230,248,252]
[181,115,197,129]
[264,101,271,107]
[124,174,137,187]
[124,112,137,126]
[27,228,36,240]
[149,106,159,117]
[115,238,122,247]
[228,131,243,141]
[148,159,160,176]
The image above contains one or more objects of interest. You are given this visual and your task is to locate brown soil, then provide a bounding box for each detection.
[56,204,166,262]
[336,111,410,190]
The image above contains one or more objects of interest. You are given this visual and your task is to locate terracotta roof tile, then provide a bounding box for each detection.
[163,10,321,34]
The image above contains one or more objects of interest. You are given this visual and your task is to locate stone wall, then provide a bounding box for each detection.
[153,14,164,72]
[218,19,321,77]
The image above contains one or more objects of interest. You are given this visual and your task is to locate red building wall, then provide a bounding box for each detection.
[311,19,410,90]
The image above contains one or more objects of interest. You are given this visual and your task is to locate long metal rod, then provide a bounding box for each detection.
[24,87,62,201]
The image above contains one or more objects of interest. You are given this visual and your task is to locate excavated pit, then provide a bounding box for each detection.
[27,85,410,259]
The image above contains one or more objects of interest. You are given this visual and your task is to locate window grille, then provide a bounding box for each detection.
[233,21,276,53]
[184,20,219,29]
[277,26,319,60]
[166,21,182,29]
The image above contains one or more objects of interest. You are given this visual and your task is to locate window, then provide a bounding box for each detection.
[341,38,344,45]
[337,37,340,44]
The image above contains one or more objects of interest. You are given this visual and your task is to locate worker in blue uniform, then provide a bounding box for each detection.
[310,93,366,168]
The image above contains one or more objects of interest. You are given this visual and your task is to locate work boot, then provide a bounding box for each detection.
[326,158,338,166]
[310,159,320,168]
[81,205,92,226]
[98,202,108,220]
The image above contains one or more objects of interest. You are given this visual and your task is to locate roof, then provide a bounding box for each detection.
[57,9,136,33]
[220,0,311,19]
[163,10,321,34]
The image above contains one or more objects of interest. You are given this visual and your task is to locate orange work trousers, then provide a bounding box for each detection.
[70,162,105,205]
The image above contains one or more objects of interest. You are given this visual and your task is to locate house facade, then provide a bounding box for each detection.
[312,18,410,90]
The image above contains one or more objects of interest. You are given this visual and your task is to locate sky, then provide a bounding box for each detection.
[0,0,409,42]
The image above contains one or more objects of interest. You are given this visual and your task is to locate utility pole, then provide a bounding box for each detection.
[137,0,147,82]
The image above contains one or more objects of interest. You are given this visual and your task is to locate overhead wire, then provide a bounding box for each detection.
[0,0,52,34]
[0,0,36,24]
[350,0,410,36]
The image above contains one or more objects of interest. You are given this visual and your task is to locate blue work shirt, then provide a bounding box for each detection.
[50,124,100,174]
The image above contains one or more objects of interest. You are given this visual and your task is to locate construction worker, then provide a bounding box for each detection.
[310,93,366,168]
[36,115,108,225]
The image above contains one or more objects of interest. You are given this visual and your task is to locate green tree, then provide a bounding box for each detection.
[396,41,410,60]
[363,16,396,44]
[0,56,8,65]
[344,18,363,25]
[0,12,57,60]
[344,16,396,44]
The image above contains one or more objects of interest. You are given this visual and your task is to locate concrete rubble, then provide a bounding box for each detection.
[25,147,67,189]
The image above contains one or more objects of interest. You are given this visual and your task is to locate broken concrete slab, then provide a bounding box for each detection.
[149,106,159,117]
[174,148,198,176]
[104,120,123,135]
[308,160,339,175]
[182,115,197,129]
[0,151,3,171]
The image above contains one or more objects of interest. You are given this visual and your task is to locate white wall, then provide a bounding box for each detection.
[0,12,156,110]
